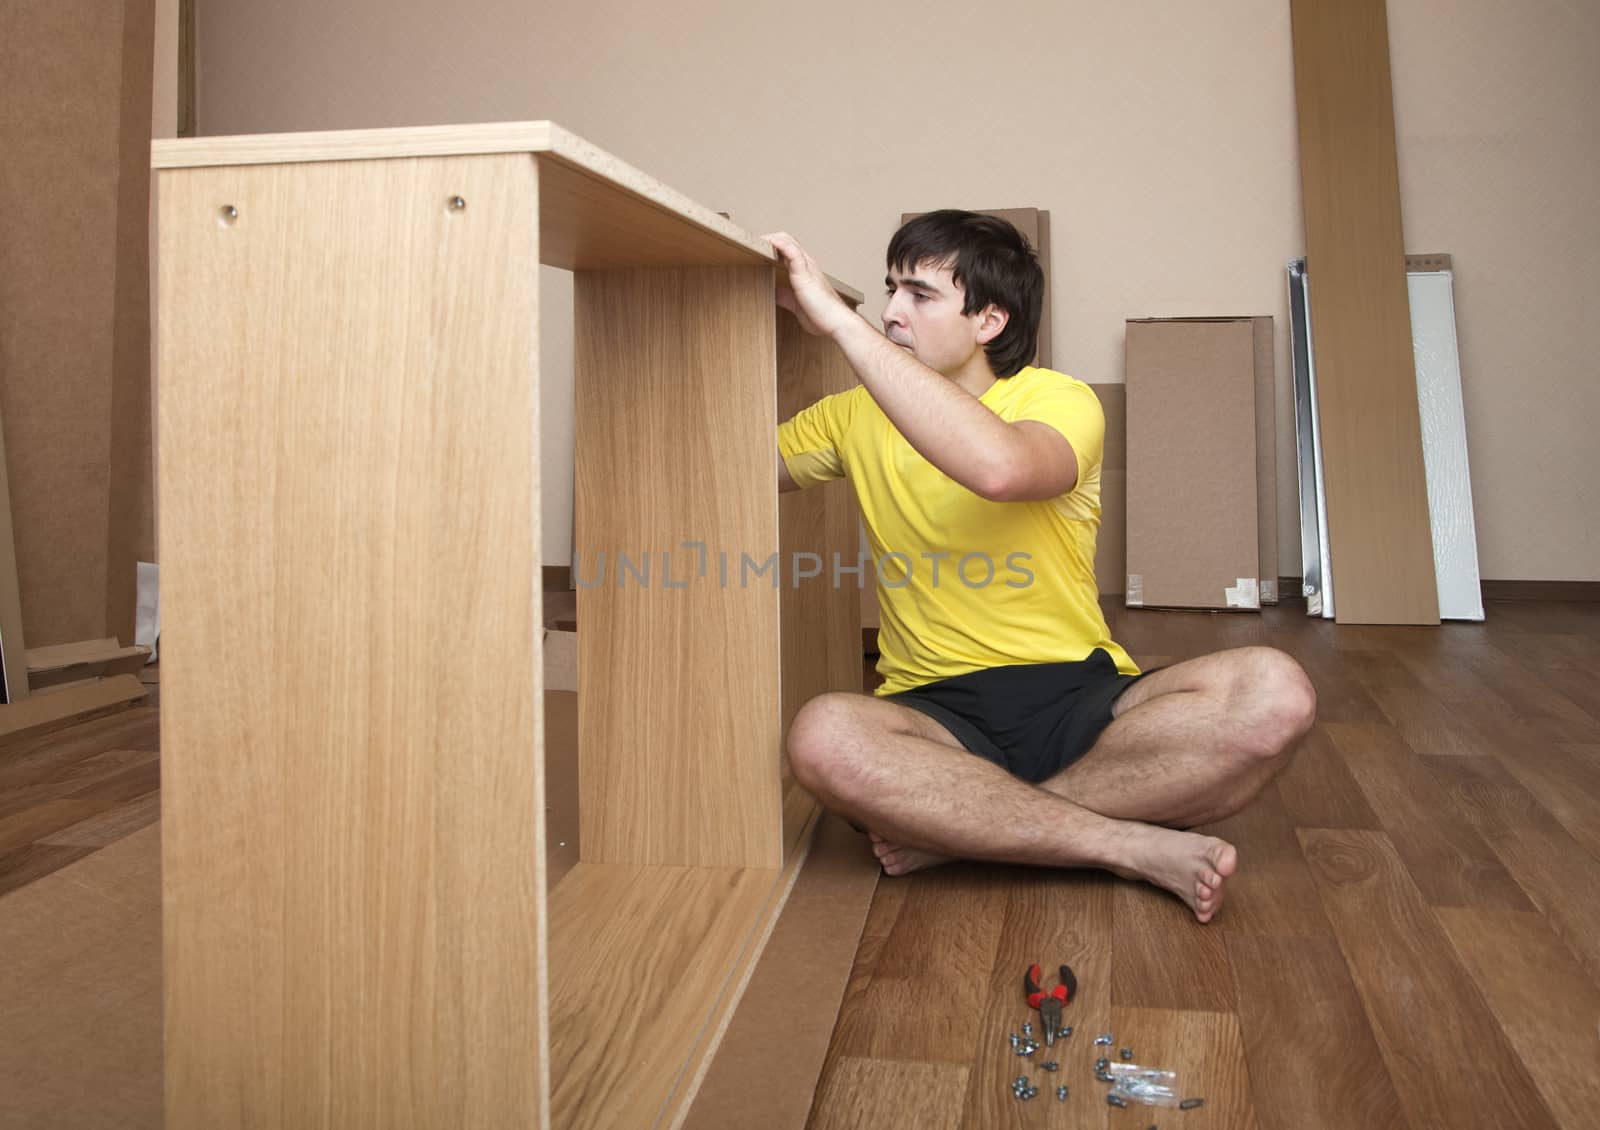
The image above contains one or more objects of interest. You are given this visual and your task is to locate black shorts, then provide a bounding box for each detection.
[882,649,1156,784]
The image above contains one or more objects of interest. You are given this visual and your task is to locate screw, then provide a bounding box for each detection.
[1042,1061,1058,1072]
[1096,1070,1115,1083]
[1108,1093,1128,1108]
[1010,1034,1020,1048]
[1057,1084,1068,1101]
[449,195,466,210]
[1179,1098,1205,1110]
[1096,1057,1110,1072]
[1062,1025,1073,1037]
[1095,1033,1113,1045]
[1121,1047,1134,1060]
[1022,1022,1032,1036]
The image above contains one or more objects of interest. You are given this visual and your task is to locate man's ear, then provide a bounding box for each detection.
[975,304,1010,345]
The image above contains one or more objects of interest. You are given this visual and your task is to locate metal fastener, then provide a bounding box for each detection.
[449,195,466,210]
[1062,1025,1073,1037]
[1107,1092,1128,1108]
[1056,1085,1069,1101]
[1096,1070,1115,1083]
[1042,1061,1058,1072]
[1022,1022,1032,1036]
[1095,1033,1113,1045]
[1179,1097,1205,1110]
[1121,1047,1134,1060]
[1096,1057,1110,1072]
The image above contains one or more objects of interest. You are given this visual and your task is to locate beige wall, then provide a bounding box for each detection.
[193,0,1599,582]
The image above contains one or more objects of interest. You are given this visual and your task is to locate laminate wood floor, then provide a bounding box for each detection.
[812,600,1600,1130]
[2,602,1597,1129]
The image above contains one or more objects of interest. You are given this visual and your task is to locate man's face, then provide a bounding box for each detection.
[882,259,991,376]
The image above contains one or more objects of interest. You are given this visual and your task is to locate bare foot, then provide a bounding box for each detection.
[868,830,953,876]
[1112,826,1238,924]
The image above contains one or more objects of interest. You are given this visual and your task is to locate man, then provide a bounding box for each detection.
[768,211,1315,924]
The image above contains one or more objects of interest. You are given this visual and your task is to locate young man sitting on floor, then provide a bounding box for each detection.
[769,211,1315,923]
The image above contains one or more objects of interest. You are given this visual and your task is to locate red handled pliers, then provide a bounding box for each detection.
[1025,962,1077,1046]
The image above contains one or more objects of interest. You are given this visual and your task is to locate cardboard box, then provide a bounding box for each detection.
[1125,318,1262,611]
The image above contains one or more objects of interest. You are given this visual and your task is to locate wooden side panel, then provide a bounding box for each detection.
[1290,0,1439,624]
[158,154,545,1128]
[777,310,861,855]
[575,268,781,868]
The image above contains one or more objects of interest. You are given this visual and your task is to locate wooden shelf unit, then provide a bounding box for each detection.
[153,122,862,1128]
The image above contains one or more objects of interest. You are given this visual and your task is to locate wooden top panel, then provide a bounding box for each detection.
[151,121,863,297]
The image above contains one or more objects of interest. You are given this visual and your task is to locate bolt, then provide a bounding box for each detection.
[1022,1022,1033,1036]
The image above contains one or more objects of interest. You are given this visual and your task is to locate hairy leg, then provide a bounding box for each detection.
[1043,646,1318,829]
[788,693,1240,923]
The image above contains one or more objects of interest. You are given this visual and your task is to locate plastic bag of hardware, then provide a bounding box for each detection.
[1107,1063,1180,1107]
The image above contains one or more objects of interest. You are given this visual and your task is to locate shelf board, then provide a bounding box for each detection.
[546,801,819,1128]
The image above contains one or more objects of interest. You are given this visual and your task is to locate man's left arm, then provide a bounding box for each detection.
[766,233,1074,502]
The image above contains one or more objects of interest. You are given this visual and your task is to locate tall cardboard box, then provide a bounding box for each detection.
[1125,318,1262,611]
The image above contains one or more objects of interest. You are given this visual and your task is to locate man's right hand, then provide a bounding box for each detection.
[765,232,857,340]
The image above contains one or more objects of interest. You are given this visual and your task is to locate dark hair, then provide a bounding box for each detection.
[886,210,1044,378]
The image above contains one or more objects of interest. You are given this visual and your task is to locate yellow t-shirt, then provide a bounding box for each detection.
[778,365,1137,696]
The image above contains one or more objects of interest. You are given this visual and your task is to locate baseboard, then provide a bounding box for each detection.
[1278,576,1599,603]
[1480,579,1600,602]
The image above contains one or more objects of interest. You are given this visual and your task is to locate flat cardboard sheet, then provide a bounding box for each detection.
[682,811,880,1129]
[0,824,164,1129]
[0,0,156,650]
[1251,316,1280,602]
[1125,318,1261,610]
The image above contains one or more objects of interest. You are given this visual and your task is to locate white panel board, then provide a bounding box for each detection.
[1409,269,1485,621]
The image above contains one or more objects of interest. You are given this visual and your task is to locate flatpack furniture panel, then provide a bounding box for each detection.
[1290,0,1439,625]
[158,153,545,1127]
[574,267,782,869]
[154,121,865,1128]
[777,311,862,852]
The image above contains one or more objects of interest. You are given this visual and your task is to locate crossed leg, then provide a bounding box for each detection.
[786,646,1316,923]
